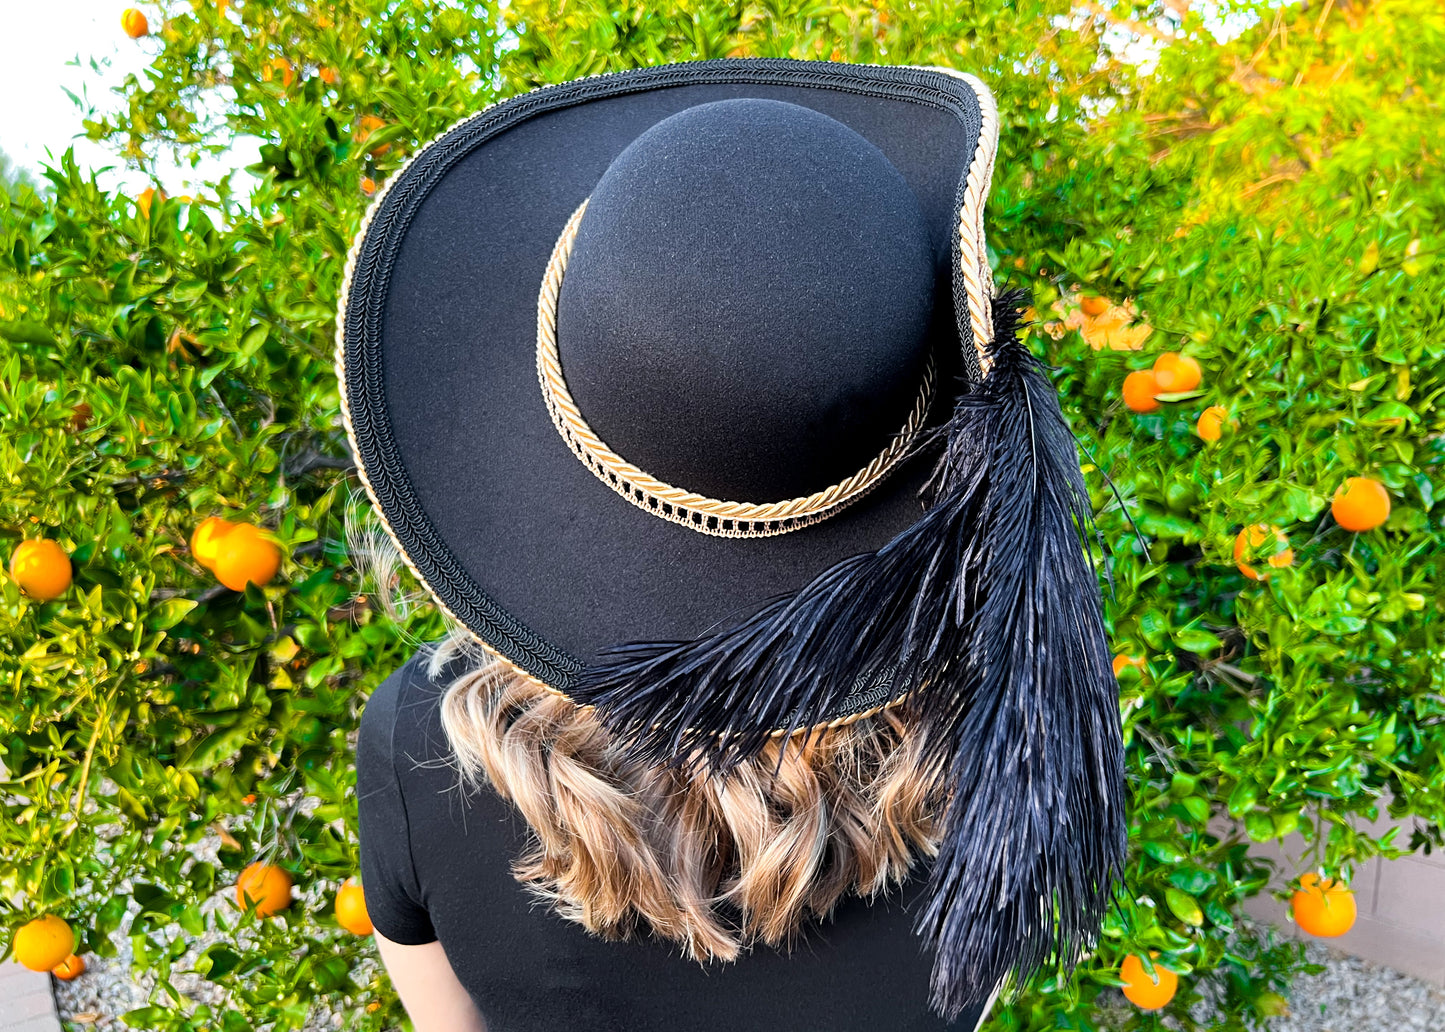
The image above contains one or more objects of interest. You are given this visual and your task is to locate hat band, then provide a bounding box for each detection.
[536,197,937,538]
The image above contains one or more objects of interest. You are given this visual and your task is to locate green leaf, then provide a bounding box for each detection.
[117,786,148,821]
[132,882,170,915]
[239,323,269,359]
[1174,627,1222,655]
[197,945,243,980]
[150,598,199,630]
[1139,610,1169,650]
[1138,512,1199,542]
[1168,772,1198,797]
[1227,780,1259,818]
[1204,901,1235,933]
[1167,867,1218,894]
[171,280,209,302]
[178,904,205,937]
[121,1007,172,1027]
[1141,841,1187,864]
[1361,400,1419,425]
[46,861,76,898]
[179,724,254,771]
[1180,796,1211,824]
[0,319,58,346]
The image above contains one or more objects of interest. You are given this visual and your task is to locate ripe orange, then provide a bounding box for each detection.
[360,176,377,196]
[1119,952,1178,1010]
[121,8,149,38]
[52,953,86,980]
[1078,301,1152,350]
[318,66,340,86]
[9,538,73,602]
[335,877,374,935]
[211,522,282,591]
[1331,476,1390,532]
[1151,352,1202,392]
[1196,405,1229,442]
[1080,294,1110,317]
[190,516,236,572]
[13,915,75,972]
[356,115,390,156]
[1234,524,1292,580]
[1291,872,1356,937]
[1122,370,1162,413]
[137,186,165,218]
[236,862,293,917]
[263,57,295,88]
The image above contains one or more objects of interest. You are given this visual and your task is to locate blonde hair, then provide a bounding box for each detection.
[345,490,948,962]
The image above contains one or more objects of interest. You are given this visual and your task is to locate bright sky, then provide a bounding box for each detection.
[0,1,1257,194]
[0,0,252,195]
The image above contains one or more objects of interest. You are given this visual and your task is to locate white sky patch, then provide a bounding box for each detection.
[0,0,257,197]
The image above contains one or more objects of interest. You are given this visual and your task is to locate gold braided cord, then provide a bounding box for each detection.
[536,197,938,539]
[915,66,999,375]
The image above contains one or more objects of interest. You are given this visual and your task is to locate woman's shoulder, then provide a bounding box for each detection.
[358,642,478,778]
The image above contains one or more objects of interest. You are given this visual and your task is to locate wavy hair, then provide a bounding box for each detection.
[344,491,948,962]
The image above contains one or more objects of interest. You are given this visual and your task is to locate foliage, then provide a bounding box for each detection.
[0,0,1441,1029]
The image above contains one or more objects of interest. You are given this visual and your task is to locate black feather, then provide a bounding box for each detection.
[569,288,1126,1020]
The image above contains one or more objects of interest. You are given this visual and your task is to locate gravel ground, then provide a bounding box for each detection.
[54,918,1445,1031]
[1264,944,1445,1032]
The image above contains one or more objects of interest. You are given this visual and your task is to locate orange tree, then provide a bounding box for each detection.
[0,1,1441,1029]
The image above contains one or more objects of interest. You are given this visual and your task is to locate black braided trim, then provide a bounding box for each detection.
[340,56,986,700]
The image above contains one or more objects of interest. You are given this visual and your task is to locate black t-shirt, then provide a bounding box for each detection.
[357,646,989,1032]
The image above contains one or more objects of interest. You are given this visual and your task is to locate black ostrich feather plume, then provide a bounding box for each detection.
[568,286,1127,1021]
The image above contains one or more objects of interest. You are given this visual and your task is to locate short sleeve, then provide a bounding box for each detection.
[357,654,438,945]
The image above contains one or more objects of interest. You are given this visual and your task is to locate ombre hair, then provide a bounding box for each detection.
[345,491,948,962]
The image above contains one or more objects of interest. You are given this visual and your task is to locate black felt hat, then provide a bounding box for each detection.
[337,57,1125,1022]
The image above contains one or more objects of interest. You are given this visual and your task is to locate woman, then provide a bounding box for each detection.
[338,57,1125,1032]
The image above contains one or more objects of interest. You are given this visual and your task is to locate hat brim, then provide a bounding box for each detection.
[337,57,997,702]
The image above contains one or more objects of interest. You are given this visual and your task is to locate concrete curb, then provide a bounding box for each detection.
[0,956,62,1032]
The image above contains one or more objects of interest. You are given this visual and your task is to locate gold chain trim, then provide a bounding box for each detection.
[535,197,938,539]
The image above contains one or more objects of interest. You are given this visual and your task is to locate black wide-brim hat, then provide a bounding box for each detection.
[340,58,998,698]
[338,57,1125,1022]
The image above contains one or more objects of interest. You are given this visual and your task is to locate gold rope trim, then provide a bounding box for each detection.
[921,66,1000,375]
[536,197,936,539]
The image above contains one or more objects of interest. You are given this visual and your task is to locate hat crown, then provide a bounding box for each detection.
[555,97,938,504]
